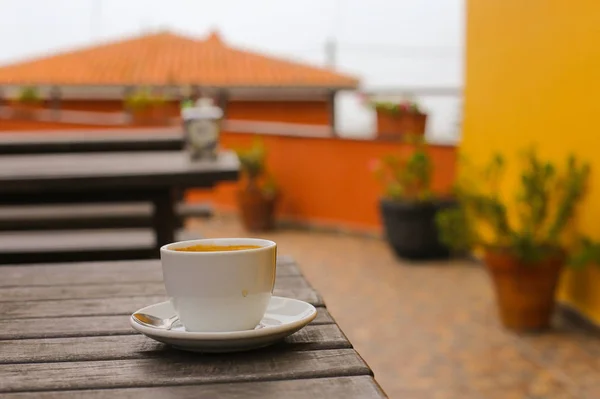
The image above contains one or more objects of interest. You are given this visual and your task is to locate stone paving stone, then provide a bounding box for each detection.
[188,215,599,399]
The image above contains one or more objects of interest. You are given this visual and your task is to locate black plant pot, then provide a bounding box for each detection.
[379,198,457,261]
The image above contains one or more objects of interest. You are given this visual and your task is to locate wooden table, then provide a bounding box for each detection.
[0,258,386,398]
[0,151,238,263]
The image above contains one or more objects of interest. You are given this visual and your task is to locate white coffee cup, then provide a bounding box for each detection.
[160,238,277,332]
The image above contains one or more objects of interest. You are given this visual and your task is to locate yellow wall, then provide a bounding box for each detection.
[463,0,600,323]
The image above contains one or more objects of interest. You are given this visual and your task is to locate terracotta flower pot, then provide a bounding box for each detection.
[237,184,278,232]
[376,111,427,139]
[484,250,565,332]
[149,105,168,125]
[131,108,155,126]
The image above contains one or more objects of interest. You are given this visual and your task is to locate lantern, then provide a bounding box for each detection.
[182,97,224,161]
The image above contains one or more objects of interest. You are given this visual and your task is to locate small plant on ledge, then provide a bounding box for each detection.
[367,97,428,139]
[371,134,456,260]
[370,99,424,116]
[12,86,42,120]
[235,138,279,232]
[17,86,41,104]
[124,88,168,125]
[436,149,596,332]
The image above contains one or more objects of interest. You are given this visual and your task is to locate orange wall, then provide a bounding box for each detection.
[58,99,330,124]
[227,100,330,125]
[188,133,457,231]
[60,99,183,118]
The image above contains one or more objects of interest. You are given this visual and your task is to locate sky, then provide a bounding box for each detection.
[0,0,464,139]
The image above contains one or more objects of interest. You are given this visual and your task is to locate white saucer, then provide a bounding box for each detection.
[130,296,317,353]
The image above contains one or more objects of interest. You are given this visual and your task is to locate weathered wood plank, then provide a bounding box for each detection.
[0,308,335,340]
[0,349,371,393]
[0,289,323,320]
[0,258,300,286]
[0,282,169,302]
[0,203,212,232]
[0,277,311,301]
[0,151,239,194]
[0,287,322,307]
[0,324,350,364]
[0,296,166,319]
[1,375,387,399]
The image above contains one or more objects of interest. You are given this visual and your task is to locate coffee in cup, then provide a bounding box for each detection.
[160,238,277,332]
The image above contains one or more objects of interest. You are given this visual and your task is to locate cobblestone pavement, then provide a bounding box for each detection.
[189,215,600,399]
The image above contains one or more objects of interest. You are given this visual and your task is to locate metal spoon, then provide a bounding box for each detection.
[132,313,180,330]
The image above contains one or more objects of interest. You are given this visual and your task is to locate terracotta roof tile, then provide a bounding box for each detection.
[0,30,359,89]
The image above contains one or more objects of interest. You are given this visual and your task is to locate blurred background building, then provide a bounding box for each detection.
[0,0,463,142]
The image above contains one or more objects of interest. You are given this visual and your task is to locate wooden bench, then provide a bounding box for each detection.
[0,202,213,231]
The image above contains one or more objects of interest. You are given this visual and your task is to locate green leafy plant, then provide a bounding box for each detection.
[436,206,474,255]
[369,99,423,115]
[180,98,194,110]
[17,86,41,104]
[569,238,600,269]
[235,138,277,196]
[371,134,433,201]
[436,149,598,264]
[124,87,167,111]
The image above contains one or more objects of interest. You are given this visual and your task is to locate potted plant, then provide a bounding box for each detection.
[124,88,168,125]
[12,86,42,119]
[436,150,592,332]
[235,139,279,232]
[370,99,427,139]
[372,134,455,260]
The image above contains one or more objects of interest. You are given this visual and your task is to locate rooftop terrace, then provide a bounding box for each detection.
[188,214,600,399]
